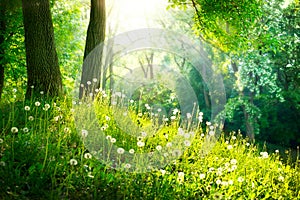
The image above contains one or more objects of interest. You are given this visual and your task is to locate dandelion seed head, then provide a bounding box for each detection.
[237,177,244,182]
[81,130,88,137]
[124,163,131,169]
[24,106,30,111]
[278,175,284,182]
[184,140,191,147]
[156,145,162,151]
[110,138,116,143]
[117,148,125,154]
[35,102,41,107]
[0,161,5,167]
[70,159,78,166]
[84,153,92,159]
[230,159,238,165]
[23,127,29,133]
[166,142,172,148]
[199,173,206,179]
[129,149,135,154]
[137,141,145,147]
[11,127,18,133]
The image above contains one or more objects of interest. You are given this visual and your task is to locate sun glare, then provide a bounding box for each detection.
[108,0,168,33]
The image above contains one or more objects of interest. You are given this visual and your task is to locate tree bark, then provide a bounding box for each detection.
[232,61,255,140]
[0,5,6,100]
[22,0,62,98]
[80,0,106,98]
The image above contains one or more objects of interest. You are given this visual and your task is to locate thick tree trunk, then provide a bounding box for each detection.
[80,0,106,98]
[22,0,62,98]
[0,5,6,100]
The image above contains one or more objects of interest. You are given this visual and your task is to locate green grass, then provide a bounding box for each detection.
[0,92,299,199]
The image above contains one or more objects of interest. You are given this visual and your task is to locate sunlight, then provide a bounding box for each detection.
[107,0,168,33]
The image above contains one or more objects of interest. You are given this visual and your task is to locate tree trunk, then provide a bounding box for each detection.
[22,0,62,98]
[80,0,106,98]
[0,5,6,100]
[232,61,255,140]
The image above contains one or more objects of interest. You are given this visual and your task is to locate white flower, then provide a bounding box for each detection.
[184,140,191,147]
[177,172,185,182]
[199,173,206,179]
[186,113,192,119]
[130,99,134,103]
[11,127,18,133]
[216,179,222,185]
[246,142,250,147]
[260,152,269,159]
[227,145,233,150]
[141,131,147,137]
[0,161,5,167]
[206,121,211,126]
[160,169,166,176]
[230,165,237,171]
[81,130,88,137]
[124,163,131,169]
[237,177,244,183]
[87,81,91,85]
[275,149,279,153]
[40,91,44,95]
[117,148,125,154]
[201,133,205,137]
[137,141,145,147]
[64,127,70,133]
[105,116,110,121]
[170,116,176,120]
[23,127,29,133]
[172,149,182,157]
[232,136,237,140]
[70,159,78,166]
[178,128,185,136]
[106,135,112,140]
[228,180,234,185]
[156,145,162,151]
[278,175,284,182]
[173,108,179,115]
[157,108,162,112]
[230,159,238,165]
[166,142,172,148]
[221,181,229,187]
[13,88,17,93]
[28,116,34,121]
[92,78,98,83]
[43,104,50,111]
[35,101,41,107]
[209,131,215,136]
[24,106,30,111]
[84,153,92,159]
[129,149,135,154]
[88,172,94,178]
[110,138,116,143]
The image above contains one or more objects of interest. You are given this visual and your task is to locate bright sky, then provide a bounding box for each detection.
[107,0,169,33]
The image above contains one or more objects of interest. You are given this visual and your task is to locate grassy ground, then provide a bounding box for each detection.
[0,93,299,199]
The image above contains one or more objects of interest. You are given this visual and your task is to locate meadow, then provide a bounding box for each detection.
[0,89,299,200]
